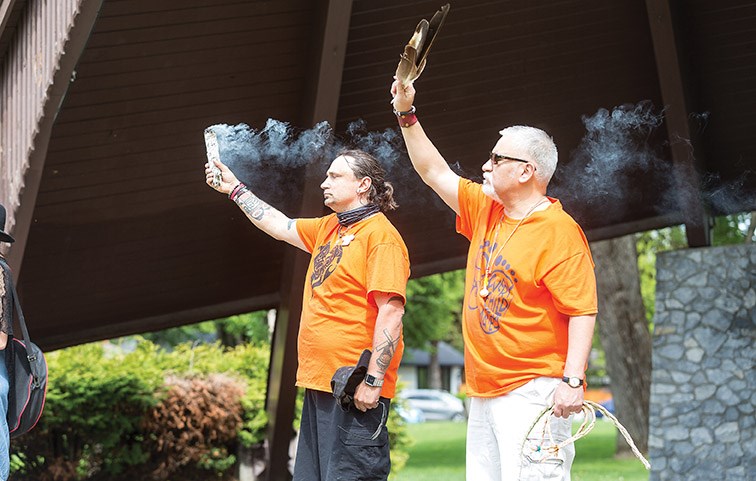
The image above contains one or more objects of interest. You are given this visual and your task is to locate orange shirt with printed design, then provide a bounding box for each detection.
[296,213,409,398]
[456,179,597,398]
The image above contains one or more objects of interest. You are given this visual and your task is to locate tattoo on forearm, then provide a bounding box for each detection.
[236,192,270,221]
[287,219,295,231]
[376,328,397,375]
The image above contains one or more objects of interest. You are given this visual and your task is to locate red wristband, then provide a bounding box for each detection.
[229,183,246,201]
[394,106,418,128]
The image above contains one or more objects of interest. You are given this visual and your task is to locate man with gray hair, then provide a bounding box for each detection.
[390,79,597,481]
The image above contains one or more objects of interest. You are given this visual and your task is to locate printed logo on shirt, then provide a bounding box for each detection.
[311,241,343,289]
[467,240,518,334]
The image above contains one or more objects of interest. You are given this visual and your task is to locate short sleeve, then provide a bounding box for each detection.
[296,216,329,253]
[542,251,598,316]
[365,243,410,304]
[455,178,488,241]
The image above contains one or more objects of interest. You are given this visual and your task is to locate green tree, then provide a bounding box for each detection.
[216,311,272,347]
[402,270,465,389]
[636,212,754,324]
[143,310,272,348]
[636,225,687,323]
[591,211,754,457]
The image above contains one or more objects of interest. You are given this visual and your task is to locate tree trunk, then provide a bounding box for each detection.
[590,234,651,455]
[429,340,443,390]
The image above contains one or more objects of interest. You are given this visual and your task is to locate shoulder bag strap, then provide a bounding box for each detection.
[0,258,39,370]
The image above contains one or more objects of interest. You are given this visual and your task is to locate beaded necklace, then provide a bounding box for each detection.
[479,197,549,298]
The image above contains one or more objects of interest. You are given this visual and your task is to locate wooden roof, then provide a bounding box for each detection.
[3,0,755,350]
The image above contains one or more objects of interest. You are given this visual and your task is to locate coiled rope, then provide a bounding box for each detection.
[521,400,650,471]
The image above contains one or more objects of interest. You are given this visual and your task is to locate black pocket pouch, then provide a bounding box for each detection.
[333,403,390,480]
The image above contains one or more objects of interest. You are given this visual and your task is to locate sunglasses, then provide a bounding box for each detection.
[488,152,537,171]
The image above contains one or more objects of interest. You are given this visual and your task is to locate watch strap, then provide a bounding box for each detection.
[364,374,384,387]
[562,376,584,388]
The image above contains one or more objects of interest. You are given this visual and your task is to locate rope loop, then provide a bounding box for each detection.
[522,400,650,471]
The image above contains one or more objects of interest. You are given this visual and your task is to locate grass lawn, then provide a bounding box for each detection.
[396,420,649,481]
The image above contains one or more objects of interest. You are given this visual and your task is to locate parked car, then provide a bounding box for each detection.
[394,403,426,424]
[399,389,466,422]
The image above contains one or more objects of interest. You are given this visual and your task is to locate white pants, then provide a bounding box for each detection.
[466,377,575,481]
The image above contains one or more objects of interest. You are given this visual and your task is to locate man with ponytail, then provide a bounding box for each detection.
[206,149,409,480]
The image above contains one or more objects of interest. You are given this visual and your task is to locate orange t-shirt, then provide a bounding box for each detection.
[456,179,598,398]
[296,212,410,398]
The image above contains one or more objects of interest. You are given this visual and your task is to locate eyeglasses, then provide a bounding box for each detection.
[488,152,537,171]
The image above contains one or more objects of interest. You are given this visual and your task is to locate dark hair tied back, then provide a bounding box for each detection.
[339,149,398,211]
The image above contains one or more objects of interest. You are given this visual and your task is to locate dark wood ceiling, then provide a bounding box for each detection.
[6,0,755,350]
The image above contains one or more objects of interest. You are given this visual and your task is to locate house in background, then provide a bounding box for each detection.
[398,341,464,394]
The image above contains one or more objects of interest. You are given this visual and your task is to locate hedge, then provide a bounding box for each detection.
[9,338,411,480]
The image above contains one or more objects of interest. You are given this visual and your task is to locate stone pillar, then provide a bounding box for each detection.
[649,244,755,480]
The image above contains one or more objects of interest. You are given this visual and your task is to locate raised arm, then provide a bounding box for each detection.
[205,159,307,251]
[391,79,461,214]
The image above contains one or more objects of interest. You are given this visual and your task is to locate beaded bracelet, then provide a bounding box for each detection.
[394,105,418,128]
[232,186,250,203]
[229,183,247,202]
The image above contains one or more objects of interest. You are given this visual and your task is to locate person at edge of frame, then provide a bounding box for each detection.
[205,149,409,481]
[0,204,15,481]
[389,78,598,481]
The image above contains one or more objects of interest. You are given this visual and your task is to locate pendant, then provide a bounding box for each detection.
[341,234,355,246]
[479,274,490,298]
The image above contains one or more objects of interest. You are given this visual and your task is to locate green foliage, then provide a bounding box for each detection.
[11,338,271,480]
[635,212,752,324]
[149,340,271,448]
[711,212,754,245]
[143,310,272,348]
[586,347,608,387]
[142,321,217,348]
[19,342,163,477]
[635,226,687,323]
[388,385,415,477]
[403,270,465,351]
[398,421,649,481]
[218,311,271,347]
[198,449,236,473]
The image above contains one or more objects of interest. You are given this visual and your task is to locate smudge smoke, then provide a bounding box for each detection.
[206,118,440,211]
[551,101,754,225]
[208,103,753,222]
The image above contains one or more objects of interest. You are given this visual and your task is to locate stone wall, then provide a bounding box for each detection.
[649,244,755,481]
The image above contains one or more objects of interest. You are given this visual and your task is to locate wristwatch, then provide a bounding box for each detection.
[562,376,584,388]
[364,374,384,388]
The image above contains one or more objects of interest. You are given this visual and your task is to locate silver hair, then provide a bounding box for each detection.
[498,125,558,184]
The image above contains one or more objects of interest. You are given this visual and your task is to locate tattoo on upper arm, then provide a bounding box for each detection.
[376,328,397,375]
[237,192,270,221]
[287,219,295,231]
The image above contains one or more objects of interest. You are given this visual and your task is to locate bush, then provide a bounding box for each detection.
[10,339,270,480]
[10,337,412,479]
[143,374,245,479]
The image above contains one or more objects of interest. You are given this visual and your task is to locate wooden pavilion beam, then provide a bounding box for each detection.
[265,1,353,479]
[4,0,104,276]
[40,293,279,351]
[645,0,711,247]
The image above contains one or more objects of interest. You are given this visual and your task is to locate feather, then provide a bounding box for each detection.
[395,4,450,85]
